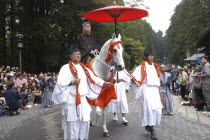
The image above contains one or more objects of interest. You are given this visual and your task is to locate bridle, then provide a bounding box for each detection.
[94,40,123,68]
[105,40,122,63]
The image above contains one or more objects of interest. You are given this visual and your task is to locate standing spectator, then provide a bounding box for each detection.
[188,69,195,105]
[4,81,21,116]
[184,66,189,75]
[39,73,54,107]
[192,66,205,111]
[178,68,189,101]
[170,65,177,93]
[160,64,173,115]
[200,56,210,111]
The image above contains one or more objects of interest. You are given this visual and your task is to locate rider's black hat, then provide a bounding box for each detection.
[69,44,79,54]
[82,22,91,26]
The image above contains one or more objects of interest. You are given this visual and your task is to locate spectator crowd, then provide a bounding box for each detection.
[0,55,209,117]
[0,65,57,116]
[169,56,210,112]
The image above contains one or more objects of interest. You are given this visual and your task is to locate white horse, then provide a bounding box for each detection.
[90,33,125,137]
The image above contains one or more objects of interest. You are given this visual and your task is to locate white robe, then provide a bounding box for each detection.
[108,70,131,114]
[52,63,104,140]
[132,62,163,126]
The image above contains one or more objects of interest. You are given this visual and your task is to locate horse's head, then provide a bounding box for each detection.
[105,33,125,71]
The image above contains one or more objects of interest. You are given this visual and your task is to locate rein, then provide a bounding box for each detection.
[69,60,114,117]
[94,52,111,68]
[124,61,161,87]
[124,68,141,87]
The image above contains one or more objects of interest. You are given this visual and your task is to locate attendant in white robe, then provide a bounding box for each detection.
[132,47,162,140]
[108,69,130,124]
[52,44,112,140]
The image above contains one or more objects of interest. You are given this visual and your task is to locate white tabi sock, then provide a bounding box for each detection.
[113,114,118,121]
[122,117,128,122]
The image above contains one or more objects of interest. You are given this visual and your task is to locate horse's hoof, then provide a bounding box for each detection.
[103,132,110,137]
[90,122,96,127]
[96,111,102,116]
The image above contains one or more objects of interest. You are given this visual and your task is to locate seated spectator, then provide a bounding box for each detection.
[15,73,26,91]
[15,67,19,72]
[4,81,21,116]
[0,100,7,116]
[33,74,39,84]
[0,79,6,104]
[31,82,42,105]
[24,83,33,106]
[5,75,13,86]
[20,83,31,109]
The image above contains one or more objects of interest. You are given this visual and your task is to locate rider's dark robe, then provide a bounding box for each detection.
[76,34,100,64]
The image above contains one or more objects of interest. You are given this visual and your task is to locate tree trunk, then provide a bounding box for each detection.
[0,0,7,65]
[10,0,16,66]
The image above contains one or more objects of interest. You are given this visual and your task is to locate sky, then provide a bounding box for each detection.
[124,0,182,35]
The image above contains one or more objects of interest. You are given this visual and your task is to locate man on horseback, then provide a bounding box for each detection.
[76,22,100,64]
[52,44,112,140]
[132,47,163,140]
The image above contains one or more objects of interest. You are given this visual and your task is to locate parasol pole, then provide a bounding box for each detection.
[114,18,117,36]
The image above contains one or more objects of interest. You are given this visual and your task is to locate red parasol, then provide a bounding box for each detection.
[83,1,148,34]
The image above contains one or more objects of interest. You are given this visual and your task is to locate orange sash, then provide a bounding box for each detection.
[139,61,160,85]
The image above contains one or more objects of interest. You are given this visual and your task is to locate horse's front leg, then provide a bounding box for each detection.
[91,106,101,126]
[102,108,110,137]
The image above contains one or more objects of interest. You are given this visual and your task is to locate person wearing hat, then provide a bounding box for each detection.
[132,47,162,140]
[4,81,21,116]
[52,44,112,140]
[76,22,100,64]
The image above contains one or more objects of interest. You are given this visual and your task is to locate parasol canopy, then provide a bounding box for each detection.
[82,1,148,34]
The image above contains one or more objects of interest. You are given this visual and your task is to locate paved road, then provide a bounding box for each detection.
[1,90,210,140]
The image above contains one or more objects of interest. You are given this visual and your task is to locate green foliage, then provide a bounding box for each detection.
[123,37,145,69]
[0,0,166,72]
[166,0,210,64]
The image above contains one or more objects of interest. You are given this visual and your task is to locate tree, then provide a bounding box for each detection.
[0,0,166,73]
[123,37,145,69]
[0,0,7,65]
[166,0,210,64]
